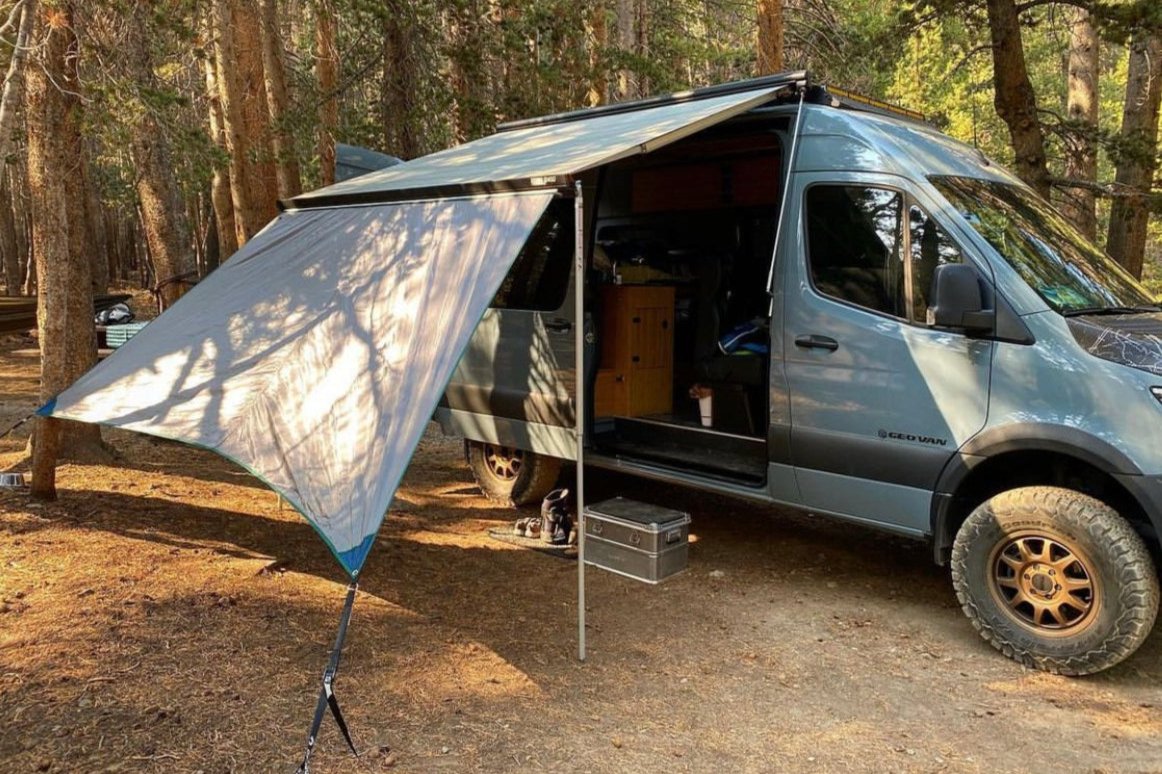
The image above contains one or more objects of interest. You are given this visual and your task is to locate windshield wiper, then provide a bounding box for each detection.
[1062,305,1161,317]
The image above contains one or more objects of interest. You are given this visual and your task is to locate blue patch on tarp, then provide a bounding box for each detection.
[36,397,57,417]
[337,532,379,577]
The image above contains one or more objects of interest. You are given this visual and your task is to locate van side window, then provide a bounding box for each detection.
[491,200,573,311]
[909,205,963,323]
[806,185,906,317]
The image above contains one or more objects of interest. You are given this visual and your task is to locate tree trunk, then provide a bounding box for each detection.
[1058,9,1099,241]
[379,11,423,159]
[756,0,784,75]
[85,162,109,294]
[128,13,198,310]
[615,0,635,100]
[985,0,1051,198]
[634,0,648,97]
[258,0,302,198]
[0,170,20,293]
[201,14,239,259]
[1106,30,1162,279]
[588,0,608,106]
[212,0,278,245]
[315,0,338,185]
[26,2,103,499]
[0,0,36,165]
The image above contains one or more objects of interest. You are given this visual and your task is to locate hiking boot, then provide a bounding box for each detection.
[541,488,569,543]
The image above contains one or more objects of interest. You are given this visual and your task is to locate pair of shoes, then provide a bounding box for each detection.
[512,517,541,539]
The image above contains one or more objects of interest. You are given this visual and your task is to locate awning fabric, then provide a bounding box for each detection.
[292,84,785,205]
[41,81,789,579]
[43,193,554,576]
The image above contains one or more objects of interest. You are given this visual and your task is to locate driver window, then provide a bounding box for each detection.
[908,205,964,324]
[806,185,906,318]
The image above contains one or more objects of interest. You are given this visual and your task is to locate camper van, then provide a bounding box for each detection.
[432,78,1162,676]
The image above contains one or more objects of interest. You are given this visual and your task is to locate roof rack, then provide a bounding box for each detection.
[496,71,810,133]
[812,85,927,124]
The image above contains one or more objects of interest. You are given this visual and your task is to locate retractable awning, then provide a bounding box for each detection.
[291,75,802,207]
[42,77,797,580]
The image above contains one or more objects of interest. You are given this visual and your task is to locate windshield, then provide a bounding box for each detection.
[930,176,1156,314]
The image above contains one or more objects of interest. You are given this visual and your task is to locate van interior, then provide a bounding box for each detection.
[585,114,790,487]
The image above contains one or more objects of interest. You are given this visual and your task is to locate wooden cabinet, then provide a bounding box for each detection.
[595,285,675,418]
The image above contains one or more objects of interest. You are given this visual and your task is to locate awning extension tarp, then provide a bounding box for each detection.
[42,79,792,580]
[44,193,555,575]
[290,78,797,207]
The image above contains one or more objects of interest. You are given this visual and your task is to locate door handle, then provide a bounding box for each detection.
[544,317,573,333]
[794,334,839,352]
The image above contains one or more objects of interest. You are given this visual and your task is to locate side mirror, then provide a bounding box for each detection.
[928,264,993,333]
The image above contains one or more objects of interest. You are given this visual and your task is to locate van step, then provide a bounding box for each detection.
[594,417,767,484]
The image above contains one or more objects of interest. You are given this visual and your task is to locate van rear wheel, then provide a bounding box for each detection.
[951,486,1158,675]
[466,440,561,507]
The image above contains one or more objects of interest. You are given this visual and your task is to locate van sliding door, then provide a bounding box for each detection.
[440,198,579,460]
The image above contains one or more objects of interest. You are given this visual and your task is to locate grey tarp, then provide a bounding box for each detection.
[41,81,787,578]
[43,193,555,574]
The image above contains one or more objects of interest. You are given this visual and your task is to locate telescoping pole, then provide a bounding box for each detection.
[574,179,587,662]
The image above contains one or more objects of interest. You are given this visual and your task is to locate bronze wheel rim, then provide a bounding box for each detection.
[988,532,1100,635]
[483,444,522,481]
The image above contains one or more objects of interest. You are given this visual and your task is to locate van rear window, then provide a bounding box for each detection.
[492,199,573,311]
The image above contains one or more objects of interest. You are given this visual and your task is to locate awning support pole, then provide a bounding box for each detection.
[296,581,360,773]
[574,179,587,662]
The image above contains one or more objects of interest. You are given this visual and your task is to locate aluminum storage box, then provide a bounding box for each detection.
[583,497,690,583]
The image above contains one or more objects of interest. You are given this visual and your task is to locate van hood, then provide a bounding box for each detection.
[1067,313,1162,377]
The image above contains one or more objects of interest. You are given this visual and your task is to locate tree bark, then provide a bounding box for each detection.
[258,0,302,198]
[84,160,109,294]
[128,12,197,310]
[201,14,239,259]
[379,11,422,158]
[0,170,20,293]
[212,0,278,245]
[985,0,1051,198]
[0,0,35,165]
[315,0,338,185]
[588,0,608,106]
[26,2,103,499]
[1059,8,1099,241]
[615,0,635,100]
[1106,29,1162,279]
[756,0,784,75]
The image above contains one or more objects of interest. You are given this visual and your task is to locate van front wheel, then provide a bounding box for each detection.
[951,486,1158,675]
[466,441,561,507]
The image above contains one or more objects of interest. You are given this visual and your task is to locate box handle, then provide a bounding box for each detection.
[629,532,640,546]
[665,528,682,544]
[592,522,603,536]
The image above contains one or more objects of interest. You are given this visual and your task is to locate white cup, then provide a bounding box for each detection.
[699,395,712,427]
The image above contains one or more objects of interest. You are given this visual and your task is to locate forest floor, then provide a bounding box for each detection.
[1,325,1161,773]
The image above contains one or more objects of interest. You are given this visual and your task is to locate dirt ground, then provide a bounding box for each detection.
[1,332,1161,774]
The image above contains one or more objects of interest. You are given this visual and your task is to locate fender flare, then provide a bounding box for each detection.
[929,424,1145,564]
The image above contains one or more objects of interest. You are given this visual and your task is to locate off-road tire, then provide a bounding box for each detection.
[951,486,1158,675]
[466,440,562,507]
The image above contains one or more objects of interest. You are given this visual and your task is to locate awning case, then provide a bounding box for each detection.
[42,78,794,578]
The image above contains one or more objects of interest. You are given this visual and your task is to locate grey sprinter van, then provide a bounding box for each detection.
[436,78,1162,675]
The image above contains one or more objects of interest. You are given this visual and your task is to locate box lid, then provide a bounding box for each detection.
[584,497,690,532]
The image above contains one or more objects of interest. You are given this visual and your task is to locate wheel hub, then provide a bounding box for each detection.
[483,444,523,481]
[990,534,1099,633]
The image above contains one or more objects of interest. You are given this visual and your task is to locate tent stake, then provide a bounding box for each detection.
[574,180,587,662]
[296,580,360,773]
